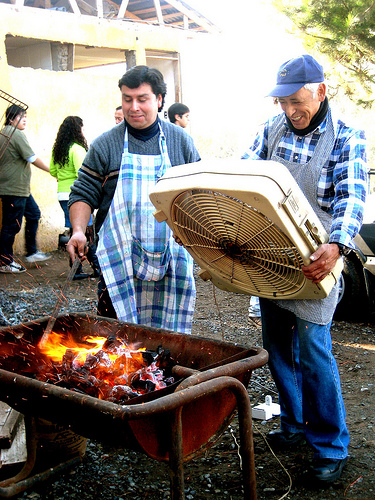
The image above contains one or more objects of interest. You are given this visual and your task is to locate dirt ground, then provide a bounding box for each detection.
[0,250,375,500]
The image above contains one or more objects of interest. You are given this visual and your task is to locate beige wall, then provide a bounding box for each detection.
[0,4,186,255]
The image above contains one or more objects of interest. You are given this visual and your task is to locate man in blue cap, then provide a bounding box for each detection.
[242,55,368,483]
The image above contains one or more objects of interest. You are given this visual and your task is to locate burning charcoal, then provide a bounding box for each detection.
[96,381,113,401]
[112,354,130,375]
[94,350,112,364]
[129,351,148,371]
[141,350,158,366]
[155,347,176,375]
[83,353,100,371]
[131,372,156,393]
[113,352,146,375]
[113,374,129,386]
[107,385,139,403]
[25,335,174,404]
[90,350,114,378]
[62,349,76,371]
[61,371,99,397]
[151,369,164,381]
[163,376,175,386]
[102,335,127,354]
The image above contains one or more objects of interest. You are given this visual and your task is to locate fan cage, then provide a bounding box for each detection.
[172,189,307,296]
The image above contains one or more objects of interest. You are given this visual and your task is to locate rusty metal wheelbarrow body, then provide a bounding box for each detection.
[0,313,268,499]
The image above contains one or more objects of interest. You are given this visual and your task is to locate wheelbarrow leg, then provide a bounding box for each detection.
[234,382,257,500]
[168,407,185,500]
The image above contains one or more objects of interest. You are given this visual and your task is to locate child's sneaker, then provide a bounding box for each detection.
[0,261,26,273]
[25,251,51,263]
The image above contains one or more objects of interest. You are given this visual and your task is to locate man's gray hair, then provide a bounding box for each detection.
[304,82,323,97]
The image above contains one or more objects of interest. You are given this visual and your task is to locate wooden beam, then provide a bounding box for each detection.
[162,11,186,21]
[124,9,142,20]
[166,0,219,33]
[153,0,164,25]
[68,0,81,15]
[131,4,169,15]
[117,0,129,18]
[76,0,97,14]
[97,0,103,17]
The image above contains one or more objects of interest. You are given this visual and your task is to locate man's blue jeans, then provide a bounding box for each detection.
[259,297,349,459]
[0,194,41,265]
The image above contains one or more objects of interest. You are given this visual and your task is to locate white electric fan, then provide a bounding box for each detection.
[149,159,342,300]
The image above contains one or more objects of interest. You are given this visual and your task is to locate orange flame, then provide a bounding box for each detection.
[39,332,108,362]
[37,332,167,401]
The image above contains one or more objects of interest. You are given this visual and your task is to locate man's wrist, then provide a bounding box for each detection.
[330,242,351,256]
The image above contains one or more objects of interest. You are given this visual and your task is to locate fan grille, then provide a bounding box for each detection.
[172,189,306,296]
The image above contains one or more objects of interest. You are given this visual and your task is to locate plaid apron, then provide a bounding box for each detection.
[267,110,339,324]
[96,125,195,333]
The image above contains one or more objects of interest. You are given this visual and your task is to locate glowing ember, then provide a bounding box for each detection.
[37,332,175,403]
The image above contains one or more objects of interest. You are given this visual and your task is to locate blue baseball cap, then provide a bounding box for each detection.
[268,55,324,97]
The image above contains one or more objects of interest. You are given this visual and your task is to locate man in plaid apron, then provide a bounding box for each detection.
[67,66,200,334]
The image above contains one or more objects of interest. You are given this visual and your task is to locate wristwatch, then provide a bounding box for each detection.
[331,242,351,256]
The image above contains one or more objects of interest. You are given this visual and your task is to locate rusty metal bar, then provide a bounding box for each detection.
[233,377,257,500]
[0,415,37,489]
[0,457,81,498]
[0,414,81,498]
[0,372,258,499]
[0,345,268,425]
[175,348,269,392]
[168,407,184,500]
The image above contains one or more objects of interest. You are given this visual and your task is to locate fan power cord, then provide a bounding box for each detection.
[212,283,225,341]
[253,420,293,500]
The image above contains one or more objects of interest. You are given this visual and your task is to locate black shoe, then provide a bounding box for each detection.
[309,457,348,483]
[73,272,90,281]
[266,429,306,448]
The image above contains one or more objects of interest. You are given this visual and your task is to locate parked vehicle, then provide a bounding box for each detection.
[334,191,375,323]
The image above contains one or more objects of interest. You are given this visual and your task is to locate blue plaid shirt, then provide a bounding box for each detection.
[242,112,368,249]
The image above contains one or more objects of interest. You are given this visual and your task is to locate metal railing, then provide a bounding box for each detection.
[0,90,28,162]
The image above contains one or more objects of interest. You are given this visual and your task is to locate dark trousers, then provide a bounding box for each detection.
[97,275,117,318]
[0,194,41,265]
[59,200,71,228]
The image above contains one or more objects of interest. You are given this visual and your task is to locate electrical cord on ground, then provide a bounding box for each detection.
[228,420,292,500]
[228,424,242,470]
[212,283,225,341]
[249,378,278,396]
[252,420,293,500]
[209,282,291,499]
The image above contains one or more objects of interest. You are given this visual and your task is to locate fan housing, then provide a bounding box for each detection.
[149,159,343,299]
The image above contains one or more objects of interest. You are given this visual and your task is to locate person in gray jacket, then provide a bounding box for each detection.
[67,66,200,334]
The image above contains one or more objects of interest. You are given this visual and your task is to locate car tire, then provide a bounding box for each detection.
[334,256,368,321]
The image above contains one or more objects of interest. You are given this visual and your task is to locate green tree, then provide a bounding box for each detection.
[273,0,375,107]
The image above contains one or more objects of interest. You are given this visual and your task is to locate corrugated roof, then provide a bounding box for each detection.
[2,0,219,34]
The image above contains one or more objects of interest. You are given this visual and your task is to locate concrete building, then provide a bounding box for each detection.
[0,0,217,252]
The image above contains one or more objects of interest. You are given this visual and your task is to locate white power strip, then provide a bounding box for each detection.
[252,395,281,420]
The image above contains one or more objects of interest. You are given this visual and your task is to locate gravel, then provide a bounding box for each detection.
[0,253,374,500]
